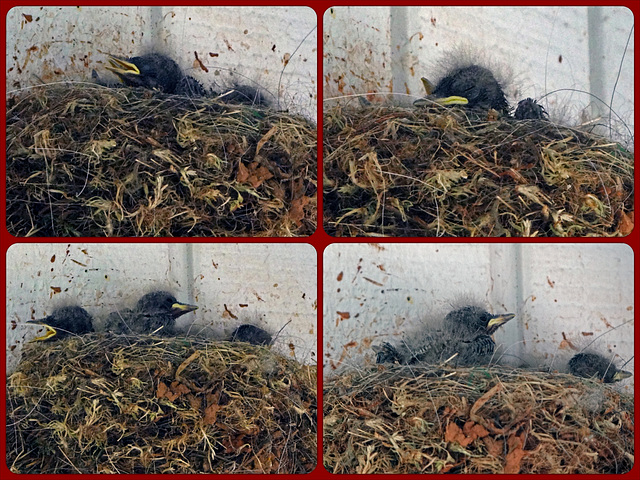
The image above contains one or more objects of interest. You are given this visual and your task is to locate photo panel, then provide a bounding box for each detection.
[323,243,633,473]
[6,242,317,473]
[323,6,633,237]
[6,6,318,237]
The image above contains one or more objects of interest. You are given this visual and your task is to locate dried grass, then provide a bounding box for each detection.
[324,365,633,474]
[7,334,317,473]
[6,84,317,237]
[323,105,634,237]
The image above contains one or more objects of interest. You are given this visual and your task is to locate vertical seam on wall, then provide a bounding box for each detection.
[587,6,605,119]
[390,6,409,101]
[514,243,525,363]
[149,7,164,52]
[185,243,195,306]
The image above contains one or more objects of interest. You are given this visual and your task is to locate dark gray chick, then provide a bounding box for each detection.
[374,304,515,367]
[568,352,632,383]
[27,306,94,341]
[99,291,197,336]
[229,324,272,346]
[415,65,510,114]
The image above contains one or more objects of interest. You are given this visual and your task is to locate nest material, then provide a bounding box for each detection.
[6,84,317,237]
[7,334,317,473]
[324,365,634,474]
[323,105,634,237]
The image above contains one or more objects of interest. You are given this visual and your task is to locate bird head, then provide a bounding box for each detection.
[570,352,633,383]
[137,291,198,319]
[414,64,510,113]
[372,342,402,364]
[105,54,180,92]
[26,306,94,341]
[106,55,149,88]
[229,324,273,346]
[445,305,515,336]
[611,369,633,382]
[415,76,469,107]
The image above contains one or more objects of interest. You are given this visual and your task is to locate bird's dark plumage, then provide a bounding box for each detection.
[514,97,548,120]
[27,306,94,341]
[106,53,182,93]
[99,291,197,336]
[217,84,268,106]
[415,65,510,114]
[374,334,497,367]
[229,324,272,346]
[176,75,208,97]
[373,342,403,364]
[374,304,514,367]
[569,352,632,383]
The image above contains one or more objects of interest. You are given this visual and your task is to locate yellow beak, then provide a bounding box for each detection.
[432,95,469,106]
[416,76,470,107]
[27,321,58,342]
[105,56,140,76]
[170,302,198,318]
[420,76,434,95]
[612,370,633,382]
[487,313,516,329]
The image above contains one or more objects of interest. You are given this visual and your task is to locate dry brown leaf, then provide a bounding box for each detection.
[504,432,527,474]
[290,195,311,226]
[618,210,634,236]
[483,436,503,457]
[236,161,250,183]
[203,403,221,425]
[445,421,473,447]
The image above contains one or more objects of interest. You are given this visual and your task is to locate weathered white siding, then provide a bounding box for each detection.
[324,6,633,142]
[6,6,317,119]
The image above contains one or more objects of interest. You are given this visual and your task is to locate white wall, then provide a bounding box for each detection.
[323,243,634,392]
[324,6,634,143]
[6,243,317,373]
[6,6,317,119]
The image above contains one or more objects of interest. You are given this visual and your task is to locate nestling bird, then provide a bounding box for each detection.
[514,97,548,120]
[374,304,515,367]
[373,332,499,366]
[106,53,183,93]
[229,324,273,346]
[568,352,632,383]
[414,64,511,114]
[98,291,198,336]
[27,306,94,341]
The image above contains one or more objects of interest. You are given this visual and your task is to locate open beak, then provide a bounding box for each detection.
[420,77,434,95]
[612,369,633,382]
[431,96,470,106]
[105,55,140,76]
[487,313,516,330]
[415,95,470,107]
[414,76,469,107]
[170,302,198,319]
[26,320,58,342]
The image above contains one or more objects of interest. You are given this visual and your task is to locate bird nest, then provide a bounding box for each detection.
[6,84,317,237]
[324,365,634,474]
[6,334,317,473]
[323,104,634,237]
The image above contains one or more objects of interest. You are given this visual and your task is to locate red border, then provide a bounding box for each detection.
[3,2,638,479]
